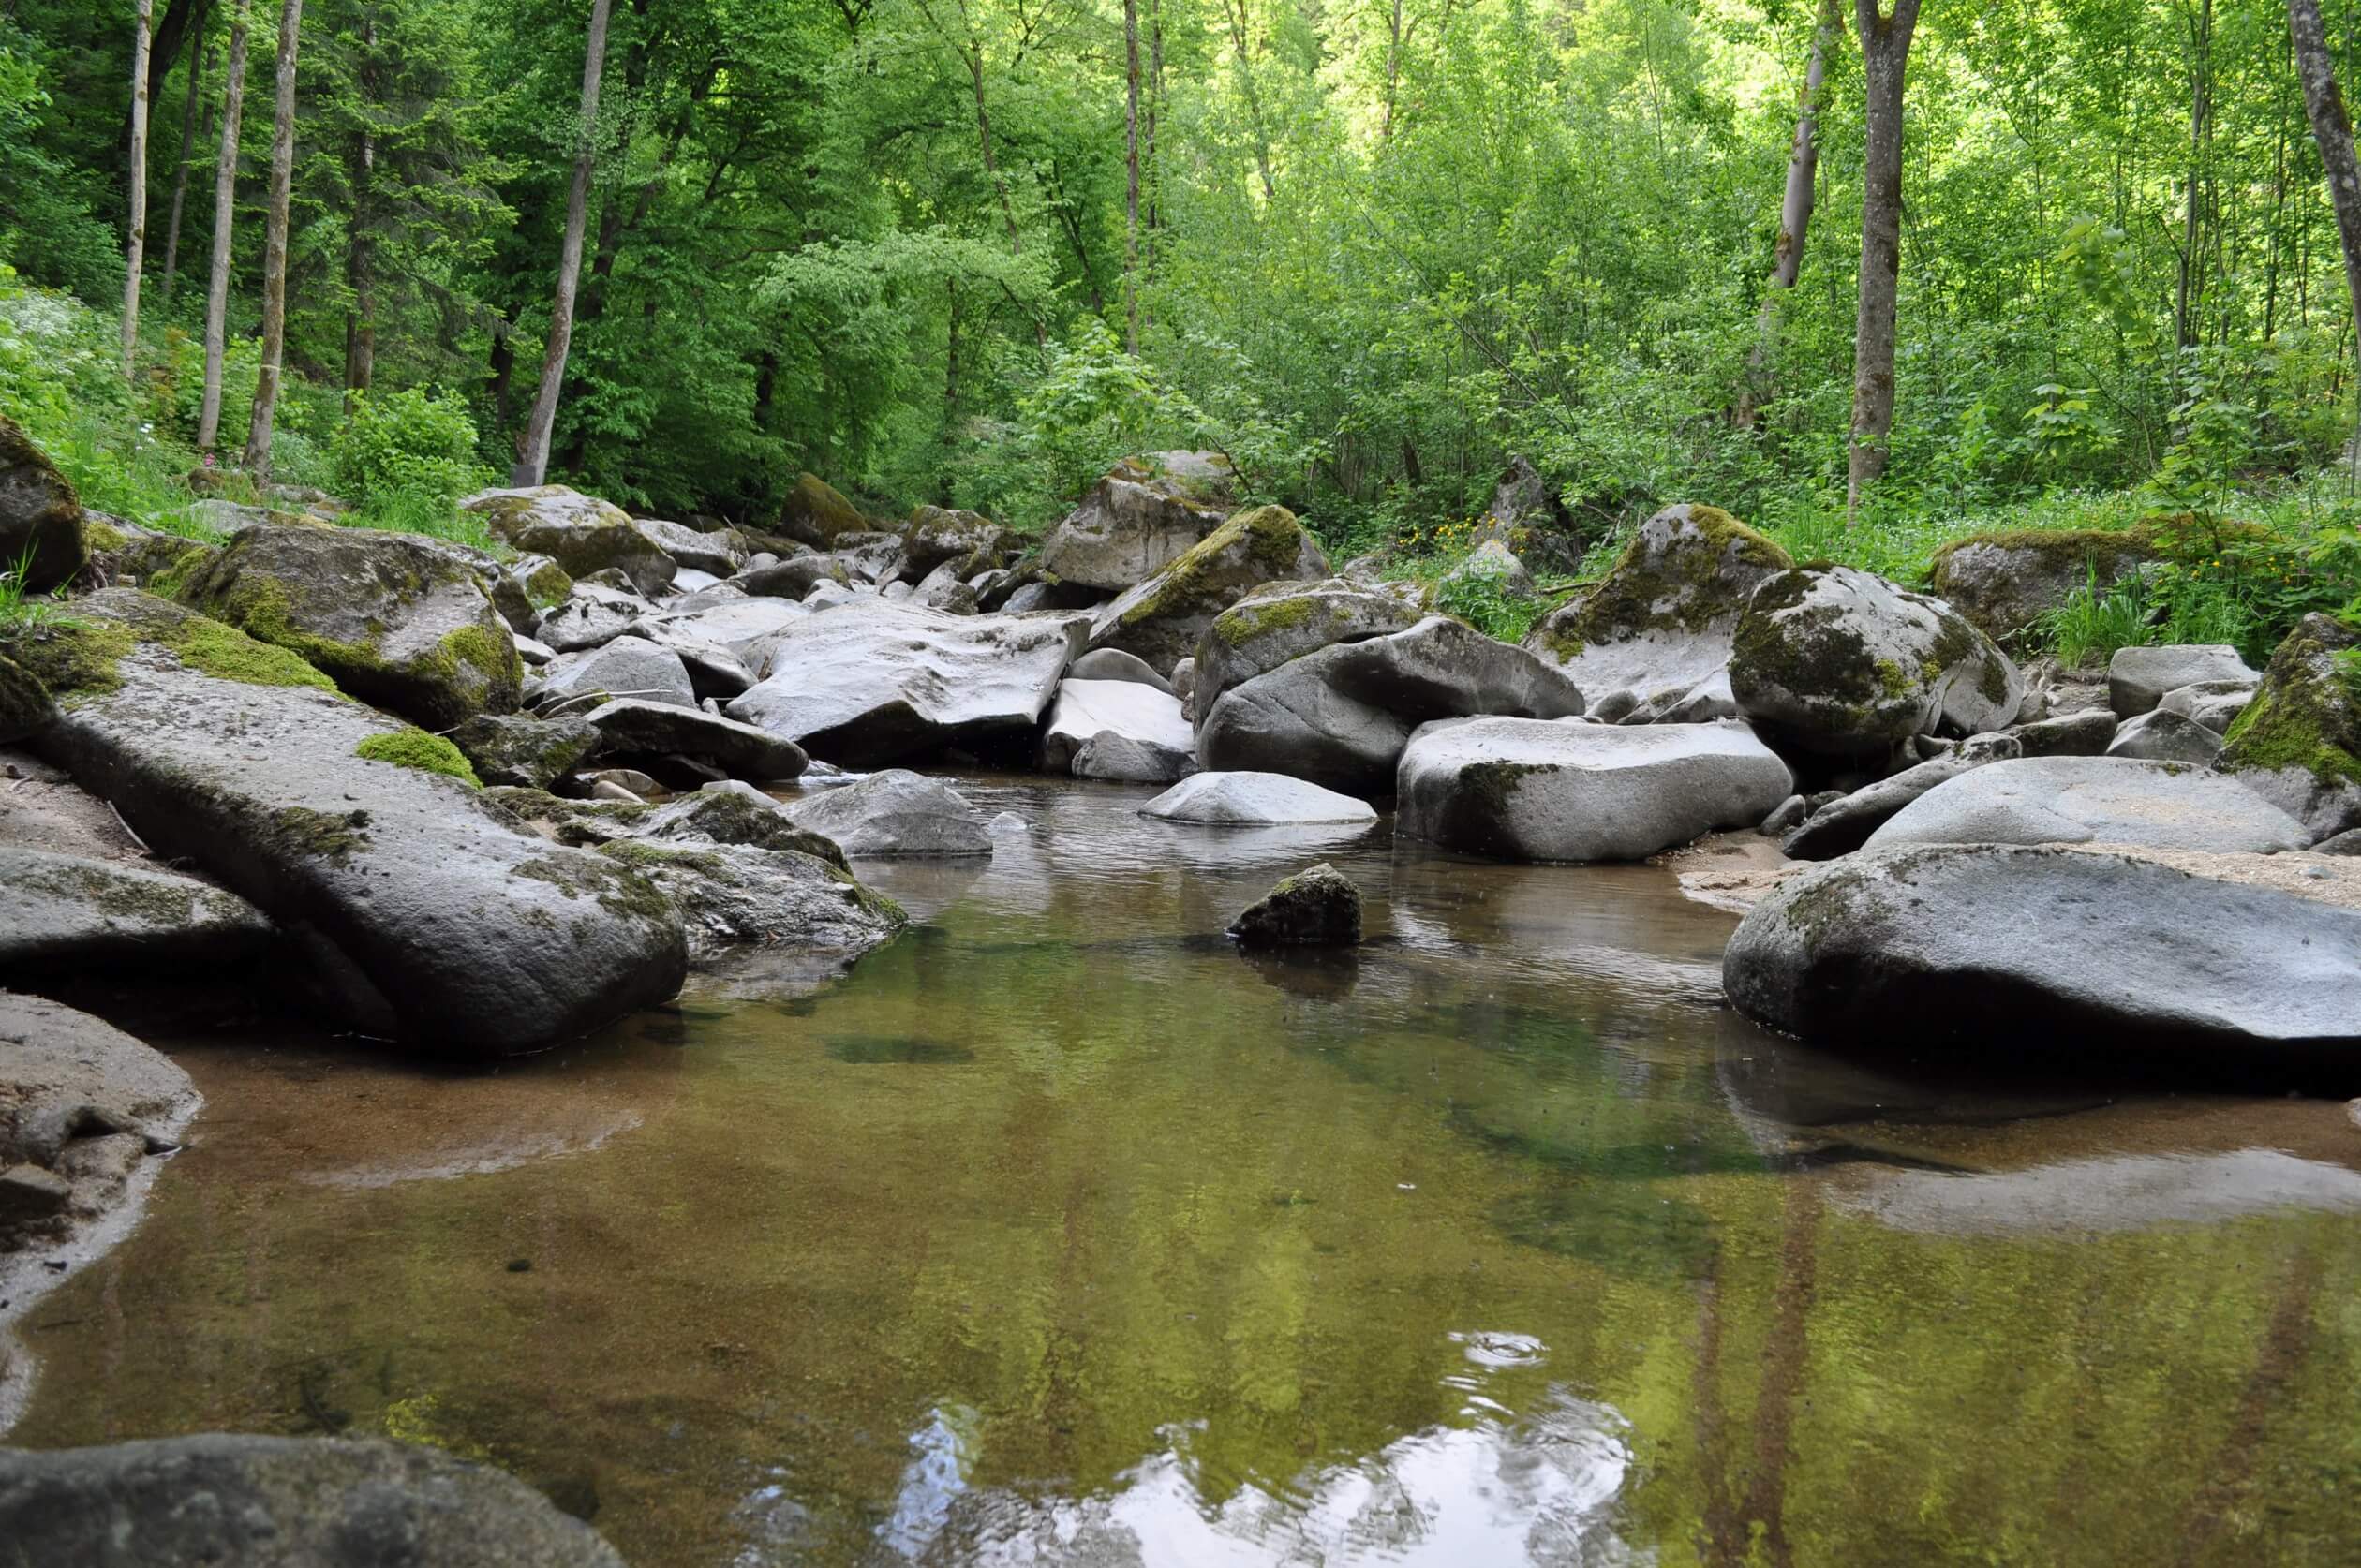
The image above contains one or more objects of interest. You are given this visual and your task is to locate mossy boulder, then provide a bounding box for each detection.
[2218,613,2361,842]
[354,726,483,786]
[1522,503,1790,711]
[774,471,872,549]
[175,524,523,731]
[461,485,676,596]
[452,712,601,789]
[1194,577,1424,727]
[0,414,85,590]
[81,513,217,593]
[903,505,1014,573]
[488,554,574,632]
[1729,565,2023,758]
[1039,451,1238,591]
[1087,503,1331,672]
[1227,862,1362,947]
[0,647,52,741]
[1926,513,2277,645]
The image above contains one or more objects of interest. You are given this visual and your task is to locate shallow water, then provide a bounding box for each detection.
[12,777,2361,1566]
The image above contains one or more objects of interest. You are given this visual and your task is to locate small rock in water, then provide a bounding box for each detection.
[1227,862,1363,948]
[506,1258,533,1273]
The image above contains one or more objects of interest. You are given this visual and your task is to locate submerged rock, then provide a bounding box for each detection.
[780,769,995,856]
[1039,679,1195,782]
[1039,451,1237,590]
[463,485,676,596]
[1227,862,1363,946]
[1865,755,2308,855]
[1396,717,1792,862]
[15,591,684,1052]
[2217,614,2361,843]
[593,839,898,964]
[1141,771,1378,826]
[1087,504,1330,672]
[1723,843,2361,1056]
[0,1434,627,1567]
[0,846,275,976]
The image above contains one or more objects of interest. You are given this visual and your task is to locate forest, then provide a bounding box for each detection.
[7,0,2361,657]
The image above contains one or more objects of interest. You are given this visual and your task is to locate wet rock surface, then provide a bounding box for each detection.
[1227,861,1363,946]
[1865,755,2309,855]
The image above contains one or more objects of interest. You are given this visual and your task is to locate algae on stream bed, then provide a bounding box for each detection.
[10,778,2361,1566]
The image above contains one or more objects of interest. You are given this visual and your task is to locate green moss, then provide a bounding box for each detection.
[161,614,339,689]
[355,728,482,787]
[2220,621,2361,789]
[1213,593,1321,648]
[512,851,677,925]
[0,618,135,702]
[1119,505,1310,629]
[521,558,573,610]
[272,806,374,865]
[83,519,129,554]
[824,862,909,925]
[1537,503,1791,662]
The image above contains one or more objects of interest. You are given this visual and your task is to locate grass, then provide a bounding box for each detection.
[340,489,510,557]
[2042,561,2152,668]
[0,543,75,629]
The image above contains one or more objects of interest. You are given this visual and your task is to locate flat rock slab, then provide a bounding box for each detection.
[729,600,1089,766]
[0,846,275,976]
[25,592,684,1052]
[1724,843,2361,1055]
[0,1434,626,1567]
[1141,772,1379,826]
[780,768,995,856]
[1397,717,1792,862]
[1040,679,1195,781]
[1864,756,2308,855]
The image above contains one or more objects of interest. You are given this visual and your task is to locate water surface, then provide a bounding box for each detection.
[13,777,2361,1565]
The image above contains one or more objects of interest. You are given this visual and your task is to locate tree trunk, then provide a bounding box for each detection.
[343,13,377,404]
[1738,0,1838,430]
[1380,0,1403,141]
[196,0,248,452]
[1223,0,1276,202]
[2176,0,2214,350]
[241,0,301,481]
[1846,0,1921,522]
[2291,0,2361,438]
[510,0,615,488]
[122,0,156,382]
[1123,0,1141,352]
[159,13,208,309]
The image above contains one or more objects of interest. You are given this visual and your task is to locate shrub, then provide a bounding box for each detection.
[329,387,483,505]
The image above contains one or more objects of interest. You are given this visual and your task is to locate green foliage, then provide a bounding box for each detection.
[342,487,506,555]
[2042,562,2153,670]
[329,387,483,505]
[0,541,71,629]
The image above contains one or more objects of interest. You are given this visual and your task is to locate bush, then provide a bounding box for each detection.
[329,387,483,505]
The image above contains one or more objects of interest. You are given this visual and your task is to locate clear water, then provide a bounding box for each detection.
[11,777,2361,1565]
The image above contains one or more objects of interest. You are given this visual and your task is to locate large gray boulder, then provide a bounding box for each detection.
[0,846,275,976]
[535,637,696,714]
[632,595,807,656]
[1039,678,1195,781]
[1087,505,1330,672]
[535,583,646,654]
[774,471,871,549]
[1193,578,1424,726]
[15,592,685,1052]
[780,769,995,856]
[902,505,1013,573]
[1397,717,1791,862]
[729,600,1089,766]
[0,1434,627,1567]
[451,713,601,790]
[578,697,808,781]
[462,485,676,596]
[1724,843,2361,1054]
[1522,503,1791,712]
[634,516,745,576]
[1781,735,2020,860]
[0,415,84,591]
[2157,679,2253,734]
[2106,708,2222,765]
[1729,565,2022,756]
[1927,526,2162,644]
[1039,451,1237,590]
[1196,615,1586,795]
[2218,614,2361,842]
[1068,646,1172,692]
[2109,643,2257,717]
[175,524,522,729]
[1140,771,1378,825]
[1864,755,2309,854]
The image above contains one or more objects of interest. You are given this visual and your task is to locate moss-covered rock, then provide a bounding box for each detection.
[1521,503,1789,708]
[774,472,872,549]
[1926,513,2277,644]
[460,485,676,595]
[1038,451,1238,591]
[1226,862,1362,946]
[1729,564,2022,758]
[176,524,521,730]
[0,414,85,591]
[452,712,601,790]
[902,505,1014,572]
[1087,503,1330,672]
[2218,613,2361,841]
[1194,577,1424,726]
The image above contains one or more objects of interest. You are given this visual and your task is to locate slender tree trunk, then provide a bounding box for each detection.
[1738,0,1838,429]
[159,19,208,308]
[241,0,301,481]
[343,13,376,404]
[510,0,615,487]
[196,0,248,452]
[122,0,156,381]
[1380,0,1403,141]
[1223,0,1275,201]
[1846,0,1921,522]
[2291,0,2361,468]
[1123,0,1141,352]
[2176,0,2214,350]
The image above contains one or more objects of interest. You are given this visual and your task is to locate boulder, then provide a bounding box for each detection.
[728,600,1088,766]
[15,591,685,1051]
[622,619,753,700]
[780,768,995,856]
[592,814,898,966]
[0,992,197,1174]
[1927,526,2162,644]
[632,596,807,656]
[0,1434,627,1568]
[2009,709,2118,758]
[1781,736,2020,861]
[2106,708,2222,765]
[1396,717,1792,862]
[1723,843,2361,1055]
[1140,770,1378,826]
[1474,454,1587,572]
[1197,615,1586,795]
[1436,538,1536,602]
[1729,565,2022,757]
[1068,646,1173,692]
[536,638,696,714]
[1864,756,2309,855]
[2109,643,2258,718]
[1227,862,1362,947]
[0,846,275,976]
[462,485,676,596]
[1631,667,1743,725]
[488,554,573,632]
[902,505,1012,572]
[2158,679,2253,734]
[1193,578,1424,725]
[774,471,870,549]
[451,713,601,790]
[81,513,210,594]
[2217,614,2361,842]
[536,584,647,654]
[1522,504,1791,713]
[634,516,745,576]
[735,553,845,599]
[0,414,84,590]
[579,697,808,781]
[1087,504,1330,672]
[1039,451,1238,590]
[174,524,521,729]
[1039,679,1195,781]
